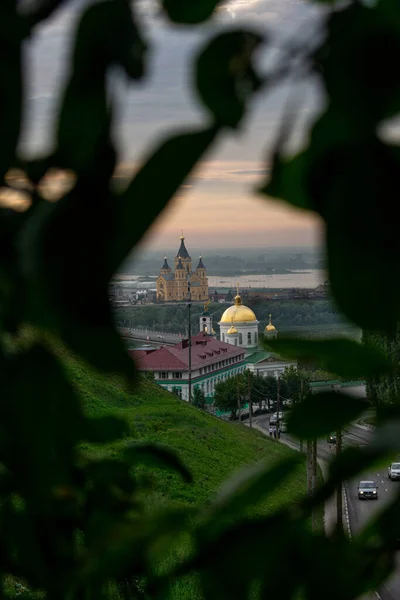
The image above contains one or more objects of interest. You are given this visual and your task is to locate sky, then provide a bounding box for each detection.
[22,0,327,251]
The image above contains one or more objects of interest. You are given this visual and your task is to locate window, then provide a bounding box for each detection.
[222,334,225,343]
[173,372,182,379]
[255,332,258,344]
[247,332,252,344]
[235,339,238,346]
[159,372,168,379]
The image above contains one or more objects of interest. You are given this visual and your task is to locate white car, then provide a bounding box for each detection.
[388,462,400,480]
[270,412,283,424]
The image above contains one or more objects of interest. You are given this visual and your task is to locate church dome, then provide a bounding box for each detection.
[220,294,257,323]
[265,314,276,331]
[227,324,238,335]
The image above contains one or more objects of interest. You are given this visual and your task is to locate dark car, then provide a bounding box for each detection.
[327,434,337,444]
[358,480,379,500]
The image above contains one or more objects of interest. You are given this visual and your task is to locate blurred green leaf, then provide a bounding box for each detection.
[20,181,136,376]
[56,0,146,174]
[258,151,311,210]
[0,4,23,181]
[205,456,302,522]
[109,126,218,273]
[84,459,137,512]
[83,508,194,582]
[187,515,300,599]
[326,215,400,334]
[287,392,368,438]
[1,345,84,508]
[318,1,400,127]
[264,338,392,378]
[195,29,264,128]
[299,532,381,600]
[8,510,49,587]
[162,0,223,23]
[328,446,387,487]
[368,420,400,454]
[84,416,129,444]
[123,443,192,483]
[17,3,143,377]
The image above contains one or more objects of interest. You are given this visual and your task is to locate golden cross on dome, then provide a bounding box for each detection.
[180,229,184,239]
[236,281,240,296]
[269,313,272,324]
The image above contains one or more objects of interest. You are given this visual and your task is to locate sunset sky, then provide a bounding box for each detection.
[25,0,326,250]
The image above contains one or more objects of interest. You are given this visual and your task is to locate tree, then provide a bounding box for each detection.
[245,372,277,412]
[192,386,205,409]
[362,327,400,405]
[214,378,238,419]
[280,366,311,404]
[214,375,247,419]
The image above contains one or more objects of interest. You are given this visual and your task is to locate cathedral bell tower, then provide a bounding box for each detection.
[199,301,216,337]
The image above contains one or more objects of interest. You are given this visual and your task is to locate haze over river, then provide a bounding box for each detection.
[207,269,326,290]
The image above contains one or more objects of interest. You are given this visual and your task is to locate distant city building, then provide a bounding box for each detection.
[130,332,246,401]
[246,350,296,379]
[218,289,295,376]
[219,288,260,351]
[130,296,296,401]
[156,233,208,302]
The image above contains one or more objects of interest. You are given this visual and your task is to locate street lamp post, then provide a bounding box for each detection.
[277,375,280,439]
[187,281,192,403]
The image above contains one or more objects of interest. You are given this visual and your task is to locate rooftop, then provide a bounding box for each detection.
[131,332,245,371]
[246,350,276,364]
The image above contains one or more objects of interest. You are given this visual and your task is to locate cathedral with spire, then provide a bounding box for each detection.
[156,233,209,302]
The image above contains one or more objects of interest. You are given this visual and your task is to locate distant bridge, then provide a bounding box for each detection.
[119,327,182,346]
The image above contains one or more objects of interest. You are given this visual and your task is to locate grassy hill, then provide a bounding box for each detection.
[66,354,307,511]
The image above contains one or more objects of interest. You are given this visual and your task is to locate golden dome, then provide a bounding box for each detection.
[220,293,257,323]
[227,324,238,335]
[265,314,276,331]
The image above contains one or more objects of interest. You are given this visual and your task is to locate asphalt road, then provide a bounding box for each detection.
[255,415,400,600]
[346,463,400,600]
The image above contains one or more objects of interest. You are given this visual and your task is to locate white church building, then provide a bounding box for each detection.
[215,290,296,377]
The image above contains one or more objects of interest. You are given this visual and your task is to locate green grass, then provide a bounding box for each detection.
[64,353,309,512]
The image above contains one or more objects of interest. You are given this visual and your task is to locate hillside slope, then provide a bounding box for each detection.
[65,354,307,514]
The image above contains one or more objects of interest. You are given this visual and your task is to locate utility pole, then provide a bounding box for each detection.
[276,376,281,439]
[336,427,343,531]
[312,438,318,532]
[237,376,242,422]
[299,379,304,453]
[187,281,192,403]
[248,371,252,428]
[307,439,312,495]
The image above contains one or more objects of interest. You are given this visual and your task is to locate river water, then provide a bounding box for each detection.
[115,269,326,290]
[207,270,326,290]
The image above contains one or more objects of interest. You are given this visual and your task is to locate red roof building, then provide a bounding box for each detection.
[130,332,246,401]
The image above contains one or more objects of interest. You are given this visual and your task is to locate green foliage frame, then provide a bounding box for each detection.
[1,0,400,598]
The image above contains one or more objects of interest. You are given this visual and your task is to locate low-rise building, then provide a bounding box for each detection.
[130,332,246,401]
[246,350,296,379]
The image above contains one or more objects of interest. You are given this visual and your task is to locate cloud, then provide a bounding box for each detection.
[22,0,323,253]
